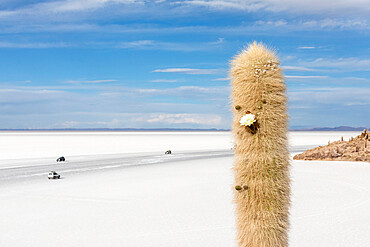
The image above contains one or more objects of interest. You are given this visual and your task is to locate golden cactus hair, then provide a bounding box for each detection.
[230,42,290,247]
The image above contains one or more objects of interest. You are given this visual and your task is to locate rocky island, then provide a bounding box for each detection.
[293,129,370,162]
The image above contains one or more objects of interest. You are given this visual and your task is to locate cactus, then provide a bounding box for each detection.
[230,42,290,247]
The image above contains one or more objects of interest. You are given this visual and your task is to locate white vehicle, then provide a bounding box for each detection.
[48,171,61,179]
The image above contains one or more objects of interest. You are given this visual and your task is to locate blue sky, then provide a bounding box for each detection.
[0,0,369,129]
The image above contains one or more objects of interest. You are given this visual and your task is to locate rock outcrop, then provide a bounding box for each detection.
[293,129,370,162]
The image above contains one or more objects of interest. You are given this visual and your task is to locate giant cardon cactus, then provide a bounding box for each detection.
[230,42,290,247]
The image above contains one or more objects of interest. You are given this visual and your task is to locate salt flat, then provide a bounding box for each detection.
[0,131,232,161]
[0,130,359,161]
[0,131,368,247]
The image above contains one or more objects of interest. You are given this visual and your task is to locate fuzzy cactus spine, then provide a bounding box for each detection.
[230,42,291,247]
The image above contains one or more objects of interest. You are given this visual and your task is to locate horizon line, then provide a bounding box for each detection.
[0,126,368,132]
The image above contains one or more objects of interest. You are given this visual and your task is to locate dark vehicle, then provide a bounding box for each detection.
[56,156,65,162]
[165,150,172,154]
[48,171,61,179]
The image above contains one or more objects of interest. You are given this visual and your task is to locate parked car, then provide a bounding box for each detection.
[56,156,65,162]
[165,150,172,154]
[48,171,61,179]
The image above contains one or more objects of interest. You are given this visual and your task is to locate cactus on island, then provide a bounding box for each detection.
[230,42,291,247]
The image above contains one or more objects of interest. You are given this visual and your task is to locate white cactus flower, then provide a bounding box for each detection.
[240,113,256,126]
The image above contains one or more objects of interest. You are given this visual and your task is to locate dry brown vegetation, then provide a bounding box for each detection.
[293,129,370,162]
[231,42,290,247]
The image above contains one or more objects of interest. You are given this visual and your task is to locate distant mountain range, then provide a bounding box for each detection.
[292,126,369,131]
[0,126,368,131]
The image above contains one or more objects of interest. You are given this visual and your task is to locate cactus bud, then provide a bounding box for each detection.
[235,185,242,191]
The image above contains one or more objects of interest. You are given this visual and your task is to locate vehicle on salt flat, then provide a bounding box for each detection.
[56,156,65,162]
[48,171,61,179]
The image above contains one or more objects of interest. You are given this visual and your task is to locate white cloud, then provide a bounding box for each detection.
[303,18,370,29]
[136,113,222,125]
[0,80,32,84]
[2,0,369,19]
[297,46,315,49]
[133,86,228,97]
[210,37,225,44]
[60,121,80,128]
[254,18,370,31]
[0,41,71,48]
[286,76,370,86]
[0,89,67,103]
[178,0,370,16]
[288,87,370,128]
[212,77,230,81]
[117,40,155,48]
[282,66,315,71]
[345,102,370,106]
[66,79,117,84]
[0,0,144,18]
[0,23,102,33]
[1,0,369,36]
[301,57,370,71]
[1,19,369,37]
[116,39,225,51]
[286,75,328,79]
[255,19,288,26]
[100,92,123,97]
[289,87,370,102]
[0,38,225,50]
[341,77,370,82]
[44,112,226,129]
[176,0,265,11]
[153,68,219,74]
[287,86,370,127]
[150,79,178,83]
[57,118,123,128]
[96,85,229,103]
[50,0,143,13]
